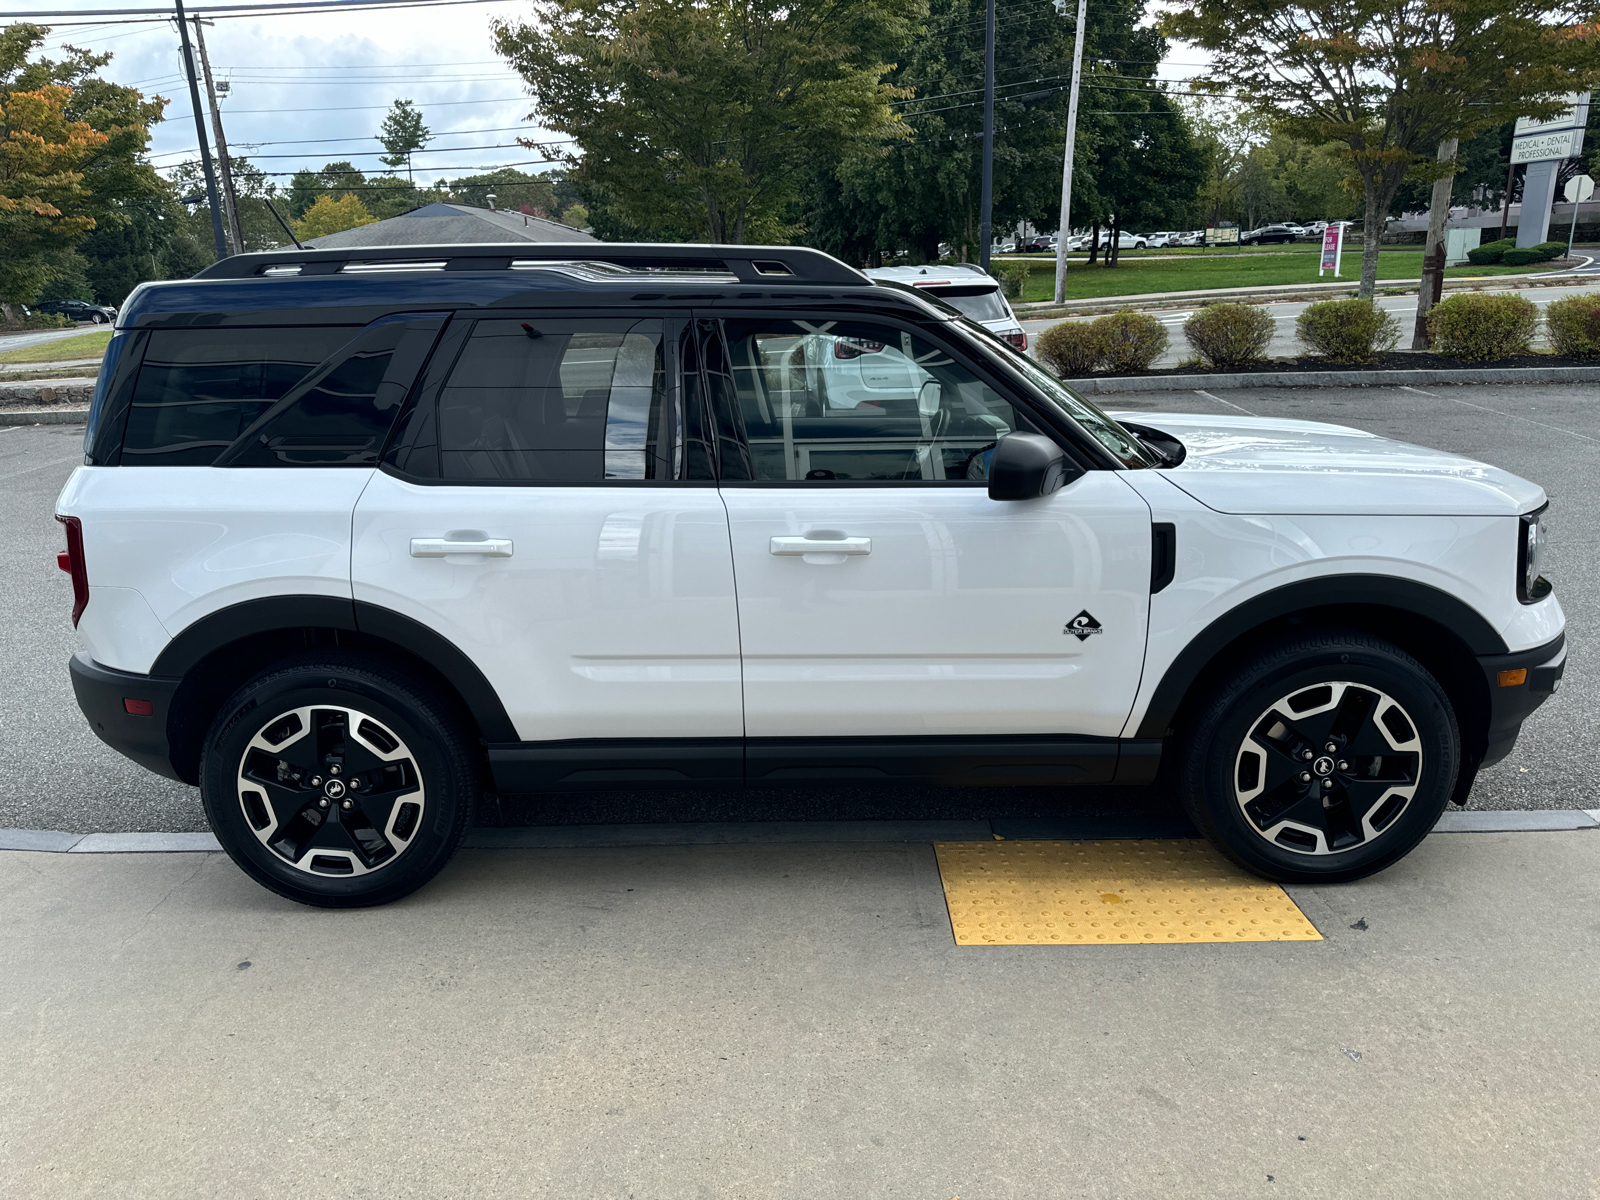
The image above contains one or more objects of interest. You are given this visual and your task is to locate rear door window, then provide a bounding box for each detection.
[436,317,673,483]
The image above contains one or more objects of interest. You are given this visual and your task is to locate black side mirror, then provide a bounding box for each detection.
[987,433,1082,501]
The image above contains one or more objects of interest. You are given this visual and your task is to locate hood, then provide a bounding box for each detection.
[1110,412,1545,517]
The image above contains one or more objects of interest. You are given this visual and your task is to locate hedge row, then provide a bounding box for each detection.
[1467,237,1568,266]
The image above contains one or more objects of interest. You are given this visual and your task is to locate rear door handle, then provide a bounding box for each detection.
[410,537,514,558]
[770,536,871,556]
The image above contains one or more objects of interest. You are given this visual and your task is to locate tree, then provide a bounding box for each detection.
[561,202,589,227]
[0,22,163,312]
[491,0,921,242]
[1162,0,1600,298]
[293,192,378,240]
[445,167,558,214]
[377,98,431,181]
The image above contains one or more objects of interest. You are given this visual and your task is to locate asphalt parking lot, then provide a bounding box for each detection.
[2,380,1593,834]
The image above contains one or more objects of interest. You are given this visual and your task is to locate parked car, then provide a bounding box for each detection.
[1066,231,1149,252]
[34,298,117,324]
[1018,235,1054,254]
[1173,230,1206,246]
[1240,224,1301,246]
[1144,232,1182,249]
[58,242,1564,906]
[865,263,1028,350]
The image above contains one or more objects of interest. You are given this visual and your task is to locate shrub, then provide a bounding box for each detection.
[1294,298,1401,363]
[1545,292,1600,360]
[1035,319,1108,377]
[1426,293,1538,360]
[1502,248,1542,266]
[1533,241,1568,261]
[1094,309,1168,373]
[1183,302,1273,368]
[21,311,72,330]
[998,261,1032,300]
[1467,237,1515,265]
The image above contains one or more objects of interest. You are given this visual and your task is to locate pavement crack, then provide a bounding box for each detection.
[114,856,207,957]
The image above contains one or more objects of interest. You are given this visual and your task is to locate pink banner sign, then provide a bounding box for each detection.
[1320,226,1341,272]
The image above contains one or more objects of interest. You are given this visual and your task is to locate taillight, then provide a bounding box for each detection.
[1003,331,1029,351]
[56,515,88,627]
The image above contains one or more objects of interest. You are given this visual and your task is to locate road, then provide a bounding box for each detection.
[1020,281,1600,367]
[2,828,1597,1196]
[0,326,104,354]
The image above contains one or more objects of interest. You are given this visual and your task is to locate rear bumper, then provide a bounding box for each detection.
[1476,633,1566,768]
[68,652,183,782]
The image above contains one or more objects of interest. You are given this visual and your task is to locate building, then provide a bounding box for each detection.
[302,201,597,249]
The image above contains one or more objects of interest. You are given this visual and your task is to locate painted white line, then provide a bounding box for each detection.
[1424,390,1600,446]
[1398,385,1438,398]
[1194,388,1258,415]
[0,452,84,483]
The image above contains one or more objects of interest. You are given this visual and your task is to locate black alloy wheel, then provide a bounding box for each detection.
[201,654,476,907]
[1181,630,1458,884]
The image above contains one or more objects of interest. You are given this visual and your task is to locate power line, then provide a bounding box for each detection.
[162,93,529,121]
[4,0,518,16]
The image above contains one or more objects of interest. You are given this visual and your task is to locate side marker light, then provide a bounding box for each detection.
[1497,668,1527,688]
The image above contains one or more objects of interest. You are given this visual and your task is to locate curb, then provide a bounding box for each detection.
[3,809,1594,854]
[1066,365,1600,393]
[1013,268,1600,318]
[0,408,89,426]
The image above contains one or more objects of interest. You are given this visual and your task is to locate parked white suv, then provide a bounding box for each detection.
[865,263,1029,350]
[57,244,1565,906]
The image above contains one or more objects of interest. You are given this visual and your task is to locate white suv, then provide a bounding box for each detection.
[57,244,1565,907]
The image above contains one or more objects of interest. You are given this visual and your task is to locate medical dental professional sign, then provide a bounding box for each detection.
[1512,94,1589,164]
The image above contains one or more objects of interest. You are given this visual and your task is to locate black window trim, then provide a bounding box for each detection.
[376,307,720,489]
[689,307,1104,488]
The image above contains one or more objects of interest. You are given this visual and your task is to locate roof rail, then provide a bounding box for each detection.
[191,242,870,286]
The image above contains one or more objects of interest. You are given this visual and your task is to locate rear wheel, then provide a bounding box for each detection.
[200,654,477,907]
[1181,630,1458,884]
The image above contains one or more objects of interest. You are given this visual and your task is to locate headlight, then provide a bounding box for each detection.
[1518,506,1552,603]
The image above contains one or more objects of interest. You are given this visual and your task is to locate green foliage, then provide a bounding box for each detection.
[1467,237,1516,264]
[293,193,378,241]
[377,99,431,178]
[998,262,1031,300]
[1425,292,1537,360]
[19,309,71,328]
[1035,320,1110,378]
[0,22,165,304]
[1183,302,1273,368]
[1097,310,1169,373]
[560,203,590,228]
[1501,248,1541,266]
[447,168,557,215]
[1545,292,1600,360]
[1294,297,1400,362]
[491,0,921,243]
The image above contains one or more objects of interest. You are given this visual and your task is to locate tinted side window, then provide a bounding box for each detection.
[721,318,1019,482]
[122,327,354,465]
[438,318,670,483]
[221,315,445,467]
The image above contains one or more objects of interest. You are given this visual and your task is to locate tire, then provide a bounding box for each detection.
[1180,630,1458,885]
[200,653,478,907]
[91,314,107,324]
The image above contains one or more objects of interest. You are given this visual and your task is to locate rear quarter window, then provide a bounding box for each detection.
[121,327,355,465]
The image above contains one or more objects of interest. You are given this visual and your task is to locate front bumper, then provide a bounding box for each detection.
[1476,633,1565,768]
[68,652,183,782]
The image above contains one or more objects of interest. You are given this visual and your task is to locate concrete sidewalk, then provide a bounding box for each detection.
[2,830,1595,1197]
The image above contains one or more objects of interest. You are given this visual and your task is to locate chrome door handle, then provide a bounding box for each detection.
[410,537,514,558]
[770,535,871,556]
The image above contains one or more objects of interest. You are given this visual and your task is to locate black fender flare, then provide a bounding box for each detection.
[151,594,517,743]
[1133,575,1507,740]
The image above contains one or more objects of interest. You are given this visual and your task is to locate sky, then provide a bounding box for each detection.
[8,0,1207,190]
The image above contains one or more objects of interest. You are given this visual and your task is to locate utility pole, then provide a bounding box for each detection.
[191,16,244,255]
[1052,0,1087,303]
[1411,136,1458,350]
[978,0,995,272]
[173,0,227,260]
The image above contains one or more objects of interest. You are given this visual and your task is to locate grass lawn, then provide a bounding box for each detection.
[0,328,113,364]
[1015,251,1550,303]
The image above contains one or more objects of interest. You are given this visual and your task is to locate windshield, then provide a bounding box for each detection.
[923,285,1010,323]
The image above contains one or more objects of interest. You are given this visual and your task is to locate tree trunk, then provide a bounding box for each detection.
[1412,137,1459,349]
[1358,184,1384,300]
[1088,221,1100,265]
[1107,213,1120,267]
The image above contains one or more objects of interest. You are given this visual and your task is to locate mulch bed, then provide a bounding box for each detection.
[1080,352,1598,378]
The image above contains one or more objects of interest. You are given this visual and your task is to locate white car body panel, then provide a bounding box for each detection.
[1117,470,1565,737]
[350,471,743,741]
[77,585,170,674]
[55,465,369,673]
[1114,412,1547,516]
[720,471,1153,738]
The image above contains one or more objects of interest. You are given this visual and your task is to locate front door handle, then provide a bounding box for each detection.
[410,536,514,558]
[770,535,871,556]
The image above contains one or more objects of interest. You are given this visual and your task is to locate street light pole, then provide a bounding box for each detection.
[1052,0,1087,303]
[173,0,227,260]
[978,0,995,272]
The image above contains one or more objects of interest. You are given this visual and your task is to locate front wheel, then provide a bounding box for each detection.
[1180,630,1458,884]
[201,654,477,907]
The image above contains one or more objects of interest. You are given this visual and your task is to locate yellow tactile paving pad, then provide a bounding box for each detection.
[934,839,1323,945]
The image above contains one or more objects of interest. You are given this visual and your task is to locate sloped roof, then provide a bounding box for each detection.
[304,202,597,248]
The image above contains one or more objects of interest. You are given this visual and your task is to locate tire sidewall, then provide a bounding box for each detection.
[201,659,473,907]
[1188,639,1458,883]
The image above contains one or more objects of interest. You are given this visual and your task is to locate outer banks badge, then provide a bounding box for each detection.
[1064,610,1103,641]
